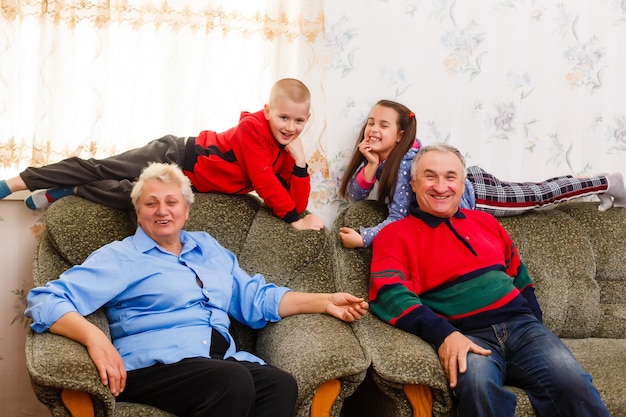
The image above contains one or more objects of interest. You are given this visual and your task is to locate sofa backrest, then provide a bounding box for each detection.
[332,200,626,339]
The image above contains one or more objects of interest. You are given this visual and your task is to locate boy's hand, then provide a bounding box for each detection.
[285,137,307,168]
[291,213,324,231]
[339,227,365,248]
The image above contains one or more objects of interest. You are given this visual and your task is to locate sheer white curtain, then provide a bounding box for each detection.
[0,0,325,178]
[0,2,325,415]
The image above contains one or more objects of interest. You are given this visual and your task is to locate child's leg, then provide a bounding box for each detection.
[597,172,626,210]
[20,135,185,209]
[0,176,28,199]
[466,166,609,216]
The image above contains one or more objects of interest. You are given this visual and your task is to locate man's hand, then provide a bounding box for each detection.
[291,213,324,231]
[438,331,492,389]
[325,293,369,322]
[339,227,365,248]
[284,137,307,168]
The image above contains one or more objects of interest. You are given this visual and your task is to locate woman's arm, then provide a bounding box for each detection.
[50,312,127,396]
[278,292,368,322]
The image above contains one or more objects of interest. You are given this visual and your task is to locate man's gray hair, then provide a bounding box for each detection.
[410,143,467,179]
[130,162,195,209]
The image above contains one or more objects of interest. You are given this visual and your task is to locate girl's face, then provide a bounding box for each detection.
[363,104,403,161]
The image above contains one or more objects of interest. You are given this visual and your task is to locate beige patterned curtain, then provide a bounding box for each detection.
[1,2,326,416]
[0,0,325,178]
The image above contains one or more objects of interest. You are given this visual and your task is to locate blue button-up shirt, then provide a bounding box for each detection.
[25,227,290,371]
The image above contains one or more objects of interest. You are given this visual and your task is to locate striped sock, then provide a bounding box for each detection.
[0,180,10,199]
[24,187,74,210]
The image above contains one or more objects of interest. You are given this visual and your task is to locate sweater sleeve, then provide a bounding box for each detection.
[347,164,376,202]
[369,225,457,348]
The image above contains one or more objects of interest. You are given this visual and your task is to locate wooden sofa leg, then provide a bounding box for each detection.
[310,379,341,417]
[403,384,433,417]
[61,389,95,417]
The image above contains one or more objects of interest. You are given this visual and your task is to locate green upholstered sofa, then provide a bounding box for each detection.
[334,200,626,417]
[25,194,370,417]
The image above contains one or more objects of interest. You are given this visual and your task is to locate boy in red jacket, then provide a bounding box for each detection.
[0,78,324,230]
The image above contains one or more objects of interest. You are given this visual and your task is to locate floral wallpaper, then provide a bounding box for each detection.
[3,0,626,415]
[313,0,626,224]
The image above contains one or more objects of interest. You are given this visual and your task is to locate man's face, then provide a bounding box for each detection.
[411,150,465,218]
[263,96,310,146]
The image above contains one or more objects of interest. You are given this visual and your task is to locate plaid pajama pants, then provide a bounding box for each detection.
[467,166,608,217]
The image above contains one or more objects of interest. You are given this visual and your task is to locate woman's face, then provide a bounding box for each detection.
[136,179,189,246]
[363,104,403,161]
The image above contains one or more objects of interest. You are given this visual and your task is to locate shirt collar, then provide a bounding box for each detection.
[134,226,201,256]
[408,199,466,227]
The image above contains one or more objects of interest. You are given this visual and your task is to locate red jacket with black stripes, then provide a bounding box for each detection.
[183,110,310,223]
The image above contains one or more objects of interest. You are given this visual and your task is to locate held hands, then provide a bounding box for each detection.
[325,292,369,322]
[291,213,325,231]
[437,331,492,389]
[339,227,365,248]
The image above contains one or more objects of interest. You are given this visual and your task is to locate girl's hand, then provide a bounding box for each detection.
[339,227,365,248]
[358,138,380,166]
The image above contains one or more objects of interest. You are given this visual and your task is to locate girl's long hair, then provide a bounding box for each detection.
[339,100,417,204]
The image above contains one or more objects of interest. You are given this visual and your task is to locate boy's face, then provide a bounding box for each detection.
[263,96,310,146]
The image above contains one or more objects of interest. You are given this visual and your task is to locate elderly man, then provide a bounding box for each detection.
[368,143,609,417]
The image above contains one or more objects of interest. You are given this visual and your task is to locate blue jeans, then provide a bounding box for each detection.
[452,314,609,417]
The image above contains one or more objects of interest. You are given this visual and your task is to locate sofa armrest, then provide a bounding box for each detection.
[256,313,369,417]
[25,329,116,417]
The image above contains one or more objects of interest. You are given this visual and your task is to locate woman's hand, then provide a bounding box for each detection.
[86,332,127,396]
[325,292,369,322]
[50,312,127,396]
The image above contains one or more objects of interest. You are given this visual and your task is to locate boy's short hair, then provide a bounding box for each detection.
[269,78,311,107]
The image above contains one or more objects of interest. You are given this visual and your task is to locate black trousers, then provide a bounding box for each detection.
[20,135,186,209]
[117,357,298,417]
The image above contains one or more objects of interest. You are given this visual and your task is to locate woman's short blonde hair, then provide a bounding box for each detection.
[130,162,195,209]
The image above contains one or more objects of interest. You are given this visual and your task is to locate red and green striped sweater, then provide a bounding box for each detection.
[369,205,542,349]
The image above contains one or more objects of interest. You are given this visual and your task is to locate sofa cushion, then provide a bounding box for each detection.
[44,197,135,266]
[495,208,601,338]
[557,203,626,338]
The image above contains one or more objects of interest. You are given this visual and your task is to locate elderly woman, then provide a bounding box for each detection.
[25,162,369,417]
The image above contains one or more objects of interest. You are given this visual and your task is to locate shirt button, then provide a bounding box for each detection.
[202,340,208,345]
